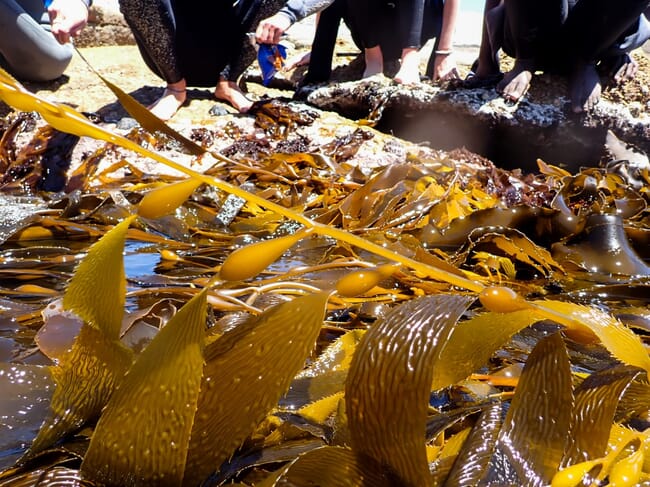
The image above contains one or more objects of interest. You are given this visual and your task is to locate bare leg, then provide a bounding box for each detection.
[363,45,384,77]
[569,61,601,113]
[394,47,421,84]
[147,79,187,121]
[214,78,254,113]
[496,58,534,102]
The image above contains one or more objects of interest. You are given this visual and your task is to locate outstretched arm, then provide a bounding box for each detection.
[47,0,90,44]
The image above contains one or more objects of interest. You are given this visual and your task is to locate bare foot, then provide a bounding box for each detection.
[497,58,534,102]
[569,62,601,113]
[214,79,253,113]
[363,45,383,78]
[394,47,420,84]
[148,81,186,121]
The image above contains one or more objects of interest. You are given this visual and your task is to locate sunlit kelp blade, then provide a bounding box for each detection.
[282,329,366,408]
[562,366,642,468]
[21,217,137,459]
[488,333,573,486]
[269,445,391,486]
[429,426,472,483]
[0,67,130,144]
[82,290,207,486]
[433,298,650,390]
[63,216,136,340]
[73,53,205,156]
[137,179,203,220]
[431,309,538,389]
[346,294,474,486]
[531,300,650,375]
[183,291,330,485]
[25,325,133,459]
[0,365,54,470]
[444,402,502,486]
[0,466,84,487]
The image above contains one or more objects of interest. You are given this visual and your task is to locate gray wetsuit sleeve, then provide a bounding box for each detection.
[0,0,73,81]
[277,0,335,24]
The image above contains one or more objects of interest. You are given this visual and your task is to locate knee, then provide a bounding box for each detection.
[12,46,73,82]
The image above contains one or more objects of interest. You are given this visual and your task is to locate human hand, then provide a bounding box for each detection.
[255,13,291,45]
[612,54,638,84]
[433,52,459,81]
[48,0,89,45]
[284,51,311,71]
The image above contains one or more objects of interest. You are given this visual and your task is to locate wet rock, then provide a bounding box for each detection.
[293,70,650,173]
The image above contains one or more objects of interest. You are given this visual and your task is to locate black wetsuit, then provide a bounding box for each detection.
[118,0,284,87]
[499,0,650,72]
[303,0,446,83]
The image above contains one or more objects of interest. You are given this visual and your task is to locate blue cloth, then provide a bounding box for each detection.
[258,43,287,86]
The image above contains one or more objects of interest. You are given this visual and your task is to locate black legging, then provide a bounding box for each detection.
[346,0,443,55]
[118,0,284,87]
[502,0,650,71]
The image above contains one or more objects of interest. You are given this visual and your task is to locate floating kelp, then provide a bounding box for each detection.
[1,66,650,486]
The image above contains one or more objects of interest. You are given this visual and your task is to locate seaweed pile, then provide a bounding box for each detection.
[1,67,650,486]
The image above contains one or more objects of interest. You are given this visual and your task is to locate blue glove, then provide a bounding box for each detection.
[258,43,287,87]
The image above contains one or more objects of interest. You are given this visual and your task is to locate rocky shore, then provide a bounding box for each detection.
[4,2,650,174]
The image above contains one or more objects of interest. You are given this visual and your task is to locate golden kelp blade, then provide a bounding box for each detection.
[137,179,203,219]
[431,309,539,389]
[23,217,138,458]
[82,290,207,486]
[433,298,650,390]
[25,321,133,459]
[63,215,136,340]
[0,67,127,143]
[268,446,391,486]
[297,392,344,425]
[445,402,502,485]
[183,291,330,486]
[285,329,366,407]
[492,333,573,486]
[345,294,474,486]
[562,366,642,468]
[73,48,205,157]
[219,229,312,281]
[531,300,650,376]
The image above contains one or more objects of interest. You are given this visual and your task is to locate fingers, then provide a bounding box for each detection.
[47,0,88,45]
[434,66,460,82]
[255,14,291,45]
[614,59,638,84]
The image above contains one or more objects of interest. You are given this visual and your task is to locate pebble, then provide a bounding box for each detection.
[116,117,139,130]
[209,105,230,117]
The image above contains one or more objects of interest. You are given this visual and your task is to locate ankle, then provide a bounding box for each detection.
[166,79,187,94]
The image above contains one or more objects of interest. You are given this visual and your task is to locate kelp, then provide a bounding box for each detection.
[22,217,136,459]
[346,294,474,486]
[1,60,650,487]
